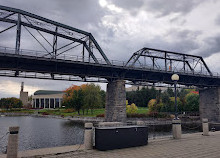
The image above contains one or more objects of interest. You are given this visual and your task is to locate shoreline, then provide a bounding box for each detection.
[0,112,203,126]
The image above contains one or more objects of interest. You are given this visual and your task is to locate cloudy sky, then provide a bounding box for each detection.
[0,0,220,98]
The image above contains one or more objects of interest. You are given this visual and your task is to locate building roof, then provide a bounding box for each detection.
[34,90,65,95]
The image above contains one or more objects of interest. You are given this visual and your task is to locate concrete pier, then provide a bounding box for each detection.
[84,123,93,150]
[105,80,126,122]
[200,87,220,122]
[172,119,182,139]
[202,118,209,136]
[6,126,19,158]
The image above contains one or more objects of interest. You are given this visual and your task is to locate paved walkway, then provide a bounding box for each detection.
[1,131,220,158]
[41,131,220,158]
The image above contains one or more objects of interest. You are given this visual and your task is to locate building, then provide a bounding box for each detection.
[19,82,29,107]
[32,90,65,109]
[126,85,167,92]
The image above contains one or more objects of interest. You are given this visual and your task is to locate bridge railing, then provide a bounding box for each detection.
[0,46,219,78]
[130,62,216,77]
[0,46,127,67]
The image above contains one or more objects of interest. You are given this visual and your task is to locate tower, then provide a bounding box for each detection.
[21,82,24,92]
[19,82,28,107]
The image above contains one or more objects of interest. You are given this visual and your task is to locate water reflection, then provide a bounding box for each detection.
[0,116,84,152]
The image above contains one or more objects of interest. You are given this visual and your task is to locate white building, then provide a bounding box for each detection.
[32,90,65,109]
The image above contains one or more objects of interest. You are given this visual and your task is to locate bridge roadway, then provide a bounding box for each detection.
[0,50,220,87]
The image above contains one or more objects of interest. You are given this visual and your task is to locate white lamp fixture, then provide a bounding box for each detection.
[171,74,179,81]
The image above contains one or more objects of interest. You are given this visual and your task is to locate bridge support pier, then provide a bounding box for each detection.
[199,87,220,122]
[105,80,126,122]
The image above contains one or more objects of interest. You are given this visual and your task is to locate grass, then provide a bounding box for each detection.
[137,107,149,114]
[0,109,35,114]
[38,108,105,117]
[1,107,148,117]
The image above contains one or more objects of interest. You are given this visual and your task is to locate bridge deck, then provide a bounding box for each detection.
[1,49,220,87]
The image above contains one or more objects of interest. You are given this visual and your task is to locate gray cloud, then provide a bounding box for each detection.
[166,29,202,41]
[0,0,220,98]
[144,0,203,17]
[0,0,107,30]
[198,34,220,57]
[109,0,144,15]
[215,14,220,25]
[110,0,203,17]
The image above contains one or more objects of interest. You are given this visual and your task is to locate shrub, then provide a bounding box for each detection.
[148,99,156,112]
[126,103,138,114]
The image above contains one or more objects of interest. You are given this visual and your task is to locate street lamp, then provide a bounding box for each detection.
[171,74,179,120]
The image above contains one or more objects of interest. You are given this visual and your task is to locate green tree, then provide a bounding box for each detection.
[166,88,174,97]
[0,97,22,109]
[160,92,171,112]
[72,89,84,115]
[178,89,188,111]
[83,84,102,114]
[100,90,106,108]
[185,93,199,112]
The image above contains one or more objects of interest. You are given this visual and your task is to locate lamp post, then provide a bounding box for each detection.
[171,74,179,120]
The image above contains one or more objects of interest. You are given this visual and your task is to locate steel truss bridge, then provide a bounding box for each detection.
[0,5,220,88]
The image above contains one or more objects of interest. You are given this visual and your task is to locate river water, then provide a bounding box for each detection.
[0,116,84,153]
[0,116,202,153]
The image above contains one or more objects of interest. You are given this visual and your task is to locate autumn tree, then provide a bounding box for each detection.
[62,84,103,115]
[0,97,23,109]
[62,85,83,114]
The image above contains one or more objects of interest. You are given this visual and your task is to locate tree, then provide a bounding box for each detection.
[166,88,174,97]
[126,86,156,107]
[100,90,106,108]
[83,84,102,114]
[72,89,84,115]
[0,97,22,109]
[178,89,188,111]
[161,92,171,112]
[185,93,199,112]
[62,85,83,114]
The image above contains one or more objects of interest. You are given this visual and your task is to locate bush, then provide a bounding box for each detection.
[126,103,138,114]
[96,113,105,117]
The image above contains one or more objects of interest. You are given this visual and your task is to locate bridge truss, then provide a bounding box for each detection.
[0,5,220,88]
[126,47,213,77]
[0,5,111,65]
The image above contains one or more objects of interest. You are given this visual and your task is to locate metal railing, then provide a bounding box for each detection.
[0,46,219,78]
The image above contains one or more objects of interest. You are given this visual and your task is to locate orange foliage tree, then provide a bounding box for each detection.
[62,84,103,115]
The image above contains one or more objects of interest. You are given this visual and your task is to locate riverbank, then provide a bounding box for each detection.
[0,107,148,117]
[0,112,202,125]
